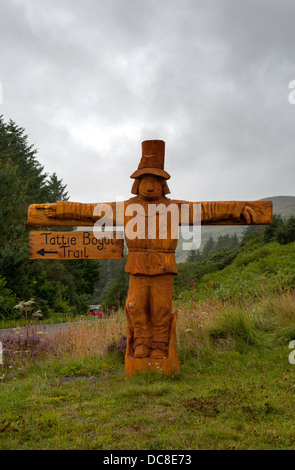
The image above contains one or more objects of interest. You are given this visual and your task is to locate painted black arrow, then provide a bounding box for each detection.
[37,249,59,256]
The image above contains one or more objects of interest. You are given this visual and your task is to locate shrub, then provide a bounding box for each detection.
[0,276,18,319]
[107,334,127,361]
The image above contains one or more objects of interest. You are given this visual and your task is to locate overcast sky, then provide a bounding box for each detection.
[0,0,294,204]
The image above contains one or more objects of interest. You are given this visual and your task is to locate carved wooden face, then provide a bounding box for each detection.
[138,175,164,200]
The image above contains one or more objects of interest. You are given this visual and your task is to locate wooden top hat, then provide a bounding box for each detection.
[130,140,170,180]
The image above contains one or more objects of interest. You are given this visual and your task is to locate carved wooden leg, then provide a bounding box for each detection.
[124,274,180,377]
[149,274,173,358]
[125,275,152,358]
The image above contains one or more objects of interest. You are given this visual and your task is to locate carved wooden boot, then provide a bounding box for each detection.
[134,338,151,358]
[150,342,168,359]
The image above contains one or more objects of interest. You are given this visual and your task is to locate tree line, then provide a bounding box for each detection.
[186,233,240,262]
[0,116,100,319]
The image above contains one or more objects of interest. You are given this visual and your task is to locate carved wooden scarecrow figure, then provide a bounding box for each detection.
[29,139,272,375]
[125,140,177,360]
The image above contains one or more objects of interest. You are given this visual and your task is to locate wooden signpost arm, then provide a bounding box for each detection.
[175,200,273,226]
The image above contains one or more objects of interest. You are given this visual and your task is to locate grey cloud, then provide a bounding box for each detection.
[0,0,294,204]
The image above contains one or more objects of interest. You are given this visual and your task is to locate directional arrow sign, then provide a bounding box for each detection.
[37,249,59,256]
[29,231,124,260]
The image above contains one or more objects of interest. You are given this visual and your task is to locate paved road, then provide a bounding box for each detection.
[0,319,109,338]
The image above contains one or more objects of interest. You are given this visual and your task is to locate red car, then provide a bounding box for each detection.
[89,309,103,318]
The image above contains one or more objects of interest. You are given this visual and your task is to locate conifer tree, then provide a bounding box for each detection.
[0,116,100,318]
[202,235,215,259]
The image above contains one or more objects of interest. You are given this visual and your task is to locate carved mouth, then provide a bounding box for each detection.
[141,192,159,200]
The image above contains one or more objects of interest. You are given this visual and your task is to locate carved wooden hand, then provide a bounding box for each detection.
[35,203,57,218]
[240,205,257,224]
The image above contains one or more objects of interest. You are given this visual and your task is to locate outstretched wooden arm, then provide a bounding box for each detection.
[27,201,125,227]
[175,200,273,225]
[28,199,273,227]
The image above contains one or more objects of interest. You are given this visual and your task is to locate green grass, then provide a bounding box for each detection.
[1,338,295,450]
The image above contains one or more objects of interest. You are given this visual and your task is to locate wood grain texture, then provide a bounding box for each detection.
[29,231,124,260]
[27,200,273,227]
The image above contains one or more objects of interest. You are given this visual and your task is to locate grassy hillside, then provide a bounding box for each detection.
[177,241,295,304]
[1,227,295,450]
[1,211,295,451]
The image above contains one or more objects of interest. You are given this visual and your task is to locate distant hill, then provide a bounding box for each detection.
[175,195,295,262]
[262,196,295,217]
